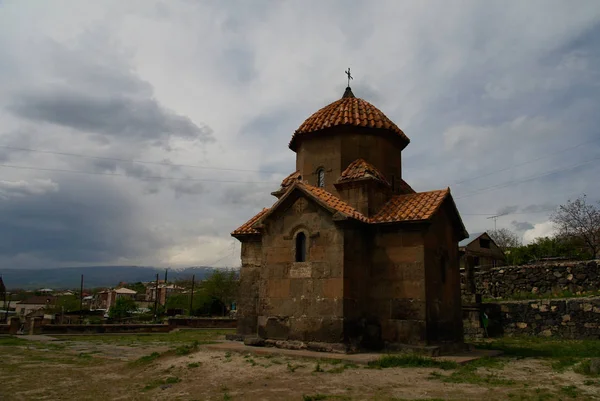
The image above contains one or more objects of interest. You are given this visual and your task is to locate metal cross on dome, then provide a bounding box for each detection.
[345,68,353,87]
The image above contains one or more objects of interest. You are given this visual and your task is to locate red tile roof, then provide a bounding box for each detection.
[231,208,270,236]
[290,89,409,150]
[371,190,450,223]
[301,183,369,222]
[280,171,302,188]
[336,159,390,185]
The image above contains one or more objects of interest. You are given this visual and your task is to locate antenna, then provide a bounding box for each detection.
[486,214,505,231]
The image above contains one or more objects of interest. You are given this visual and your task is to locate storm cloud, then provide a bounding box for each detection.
[0,0,599,267]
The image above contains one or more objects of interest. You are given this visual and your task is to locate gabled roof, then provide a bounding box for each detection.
[458,232,487,247]
[250,182,369,231]
[232,182,466,238]
[289,88,410,151]
[371,190,450,223]
[301,183,369,222]
[281,171,302,188]
[336,159,390,186]
[231,208,270,236]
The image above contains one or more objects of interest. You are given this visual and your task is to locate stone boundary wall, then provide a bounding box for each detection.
[39,323,171,335]
[167,318,237,329]
[465,297,600,340]
[462,260,600,299]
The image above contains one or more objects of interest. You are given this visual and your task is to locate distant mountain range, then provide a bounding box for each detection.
[0,266,234,290]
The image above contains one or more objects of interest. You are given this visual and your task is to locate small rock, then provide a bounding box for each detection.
[562,314,571,322]
[160,385,172,390]
[244,337,265,347]
[517,322,528,329]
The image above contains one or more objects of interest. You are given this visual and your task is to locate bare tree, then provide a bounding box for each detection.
[489,228,521,251]
[551,194,600,258]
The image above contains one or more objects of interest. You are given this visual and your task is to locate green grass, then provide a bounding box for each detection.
[174,340,199,355]
[142,376,181,391]
[313,362,325,372]
[188,362,200,368]
[130,352,161,366]
[574,359,600,377]
[287,362,305,372]
[474,337,600,359]
[559,385,579,398]
[551,357,580,372]
[0,336,29,346]
[368,354,458,370]
[429,357,513,387]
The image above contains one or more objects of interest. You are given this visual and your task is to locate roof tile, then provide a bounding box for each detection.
[336,159,390,185]
[371,190,449,223]
[290,92,409,150]
[231,208,270,235]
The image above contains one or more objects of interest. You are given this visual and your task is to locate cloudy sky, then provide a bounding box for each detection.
[0,0,599,269]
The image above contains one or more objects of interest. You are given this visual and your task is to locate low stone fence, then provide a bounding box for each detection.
[463,297,600,340]
[167,317,237,329]
[463,260,600,299]
[39,323,171,335]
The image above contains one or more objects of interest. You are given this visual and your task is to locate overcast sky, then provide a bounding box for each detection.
[0,0,599,269]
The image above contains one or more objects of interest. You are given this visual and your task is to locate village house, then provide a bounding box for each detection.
[14,295,56,317]
[232,84,468,351]
[459,232,505,269]
[97,287,137,310]
[145,283,183,306]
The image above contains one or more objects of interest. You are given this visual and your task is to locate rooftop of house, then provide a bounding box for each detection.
[458,232,486,247]
[113,288,137,295]
[16,295,56,305]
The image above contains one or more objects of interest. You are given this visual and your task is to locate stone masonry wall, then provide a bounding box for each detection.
[486,297,600,339]
[463,260,600,299]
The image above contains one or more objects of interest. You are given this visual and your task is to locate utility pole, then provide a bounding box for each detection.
[153,273,159,322]
[5,294,11,323]
[163,268,169,314]
[1,275,6,323]
[188,274,195,317]
[80,274,84,322]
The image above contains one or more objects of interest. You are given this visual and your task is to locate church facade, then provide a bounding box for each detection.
[232,86,468,350]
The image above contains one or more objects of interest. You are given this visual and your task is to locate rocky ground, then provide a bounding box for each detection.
[1,331,599,400]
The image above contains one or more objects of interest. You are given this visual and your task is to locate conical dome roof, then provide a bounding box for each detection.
[289,87,409,151]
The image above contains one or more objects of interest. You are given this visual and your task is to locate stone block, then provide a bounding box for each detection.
[323,278,344,299]
[390,298,426,320]
[266,279,291,298]
[244,337,265,347]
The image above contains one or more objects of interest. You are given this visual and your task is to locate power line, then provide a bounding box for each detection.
[451,137,599,186]
[455,155,600,200]
[0,145,284,174]
[0,163,278,184]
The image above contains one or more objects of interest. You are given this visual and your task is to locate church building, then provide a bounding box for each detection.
[232,83,468,351]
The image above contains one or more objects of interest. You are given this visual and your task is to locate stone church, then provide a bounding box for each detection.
[232,85,468,351]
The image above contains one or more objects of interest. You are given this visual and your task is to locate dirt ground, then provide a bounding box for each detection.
[1,330,599,401]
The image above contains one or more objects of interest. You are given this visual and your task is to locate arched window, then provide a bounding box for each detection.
[295,232,307,262]
[317,168,325,187]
